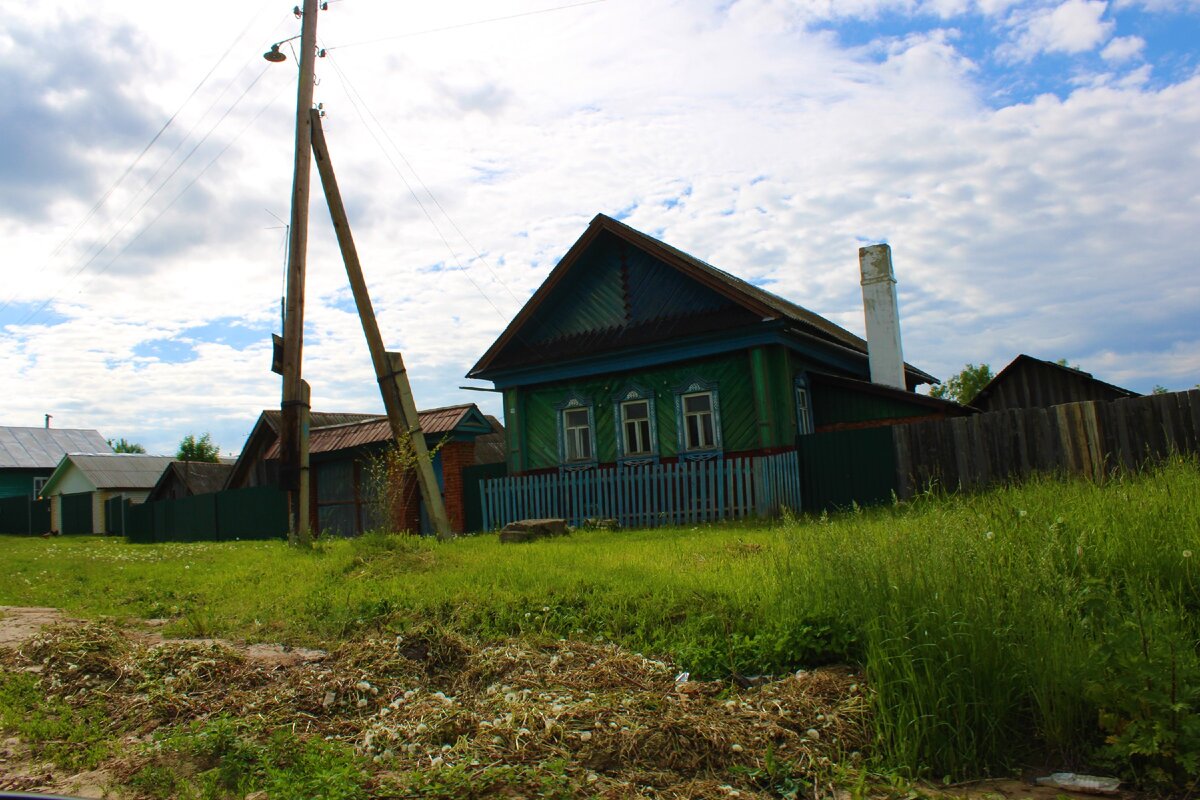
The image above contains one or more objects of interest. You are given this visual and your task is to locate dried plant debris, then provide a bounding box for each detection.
[0,619,869,798]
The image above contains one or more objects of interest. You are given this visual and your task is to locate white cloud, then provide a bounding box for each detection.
[1003,0,1115,60]
[1101,34,1145,61]
[2,0,1198,454]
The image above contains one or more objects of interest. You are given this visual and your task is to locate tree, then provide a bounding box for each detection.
[1152,385,1169,395]
[930,362,994,405]
[107,437,146,454]
[177,433,220,462]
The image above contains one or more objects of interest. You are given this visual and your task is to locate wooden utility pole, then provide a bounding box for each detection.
[309,110,453,539]
[279,0,320,545]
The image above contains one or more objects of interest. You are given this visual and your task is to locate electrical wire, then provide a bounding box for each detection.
[323,0,606,52]
[0,0,283,319]
[322,51,518,323]
[13,67,282,327]
[69,79,296,305]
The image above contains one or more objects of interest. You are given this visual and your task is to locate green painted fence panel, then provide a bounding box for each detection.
[0,496,50,534]
[125,501,154,543]
[61,492,93,535]
[796,427,897,513]
[215,486,287,541]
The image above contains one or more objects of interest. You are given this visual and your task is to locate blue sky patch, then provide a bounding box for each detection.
[133,338,197,362]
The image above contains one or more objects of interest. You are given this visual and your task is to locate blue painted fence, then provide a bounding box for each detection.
[480,450,801,530]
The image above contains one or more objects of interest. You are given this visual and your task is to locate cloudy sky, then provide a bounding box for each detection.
[2,0,1197,456]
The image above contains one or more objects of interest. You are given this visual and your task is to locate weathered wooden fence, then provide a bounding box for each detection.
[480,451,801,530]
[893,389,1200,497]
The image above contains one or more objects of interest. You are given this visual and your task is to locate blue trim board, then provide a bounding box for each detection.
[484,324,870,390]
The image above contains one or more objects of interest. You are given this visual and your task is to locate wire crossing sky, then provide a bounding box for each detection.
[1,0,1198,456]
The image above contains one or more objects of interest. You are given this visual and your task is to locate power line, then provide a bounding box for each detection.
[66,79,295,311]
[322,51,519,323]
[0,1,284,319]
[324,0,606,52]
[14,68,285,327]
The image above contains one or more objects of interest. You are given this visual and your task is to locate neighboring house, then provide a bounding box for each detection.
[971,354,1140,413]
[146,459,236,503]
[0,426,111,499]
[227,404,505,536]
[467,213,962,477]
[41,454,175,534]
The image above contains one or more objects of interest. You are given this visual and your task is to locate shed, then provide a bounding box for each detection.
[227,404,505,536]
[971,355,1139,412]
[146,460,236,503]
[40,454,176,534]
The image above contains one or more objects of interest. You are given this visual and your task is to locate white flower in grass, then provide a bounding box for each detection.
[984,531,994,541]
[1184,550,1193,559]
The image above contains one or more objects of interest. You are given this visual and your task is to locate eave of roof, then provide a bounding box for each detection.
[468,213,935,385]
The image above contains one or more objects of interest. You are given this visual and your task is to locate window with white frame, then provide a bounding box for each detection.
[620,399,653,456]
[796,381,814,435]
[681,391,716,451]
[32,477,48,498]
[562,407,593,462]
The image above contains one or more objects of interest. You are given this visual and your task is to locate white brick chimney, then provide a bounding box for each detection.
[858,243,906,390]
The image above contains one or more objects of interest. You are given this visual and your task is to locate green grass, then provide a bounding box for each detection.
[2,457,1198,786]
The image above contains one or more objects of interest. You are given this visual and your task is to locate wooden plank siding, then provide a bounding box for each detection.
[893,389,1200,497]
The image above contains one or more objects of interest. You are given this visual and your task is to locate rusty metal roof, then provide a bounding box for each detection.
[262,405,487,459]
[0,427,112,469]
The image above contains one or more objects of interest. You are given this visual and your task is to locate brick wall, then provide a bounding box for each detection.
[439,440,475,534]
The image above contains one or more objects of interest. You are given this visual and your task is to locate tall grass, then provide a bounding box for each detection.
[1,458,1197,784]
[776,456,1200,781]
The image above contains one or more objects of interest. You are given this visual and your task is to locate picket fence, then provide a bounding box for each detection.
[480,450,801,530]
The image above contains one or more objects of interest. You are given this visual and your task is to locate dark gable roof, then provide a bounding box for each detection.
[469,213,934,383]
[148,461,235,501]
[809,372,976,414]
[972,354,1139,408]
[0,427,112,469]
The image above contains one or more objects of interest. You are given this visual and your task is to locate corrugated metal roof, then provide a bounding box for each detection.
[258,410,382,433]
[474,415,507,465]
[57,454,175,490]
[0,427,112,469]
[262,405,481,459]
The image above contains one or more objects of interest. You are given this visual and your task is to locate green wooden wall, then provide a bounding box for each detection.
[511,349,794,472]
[811,382,937,428]
[0,469,46,499]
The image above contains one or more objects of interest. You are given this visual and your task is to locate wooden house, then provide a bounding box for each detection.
[0,426,111,500]
[40,454,175,534]
[227,404,504,536]
[971,354,1139,413]
[468,214,962,479]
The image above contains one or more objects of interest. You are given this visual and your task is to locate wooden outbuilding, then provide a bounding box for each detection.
[971,354,1139,412]
[40,453,175,534]
[226,404,505,536]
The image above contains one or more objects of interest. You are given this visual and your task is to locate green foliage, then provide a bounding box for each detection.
[1088,603,1200,788]
[387,760,577,798]
[151,716,370,799]
[1152,384,1170,395]
[0,672,112,770]
[2,461,1200,788]
[177,432,220,462]
[108,436,146,453]
[929,362,993,404]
